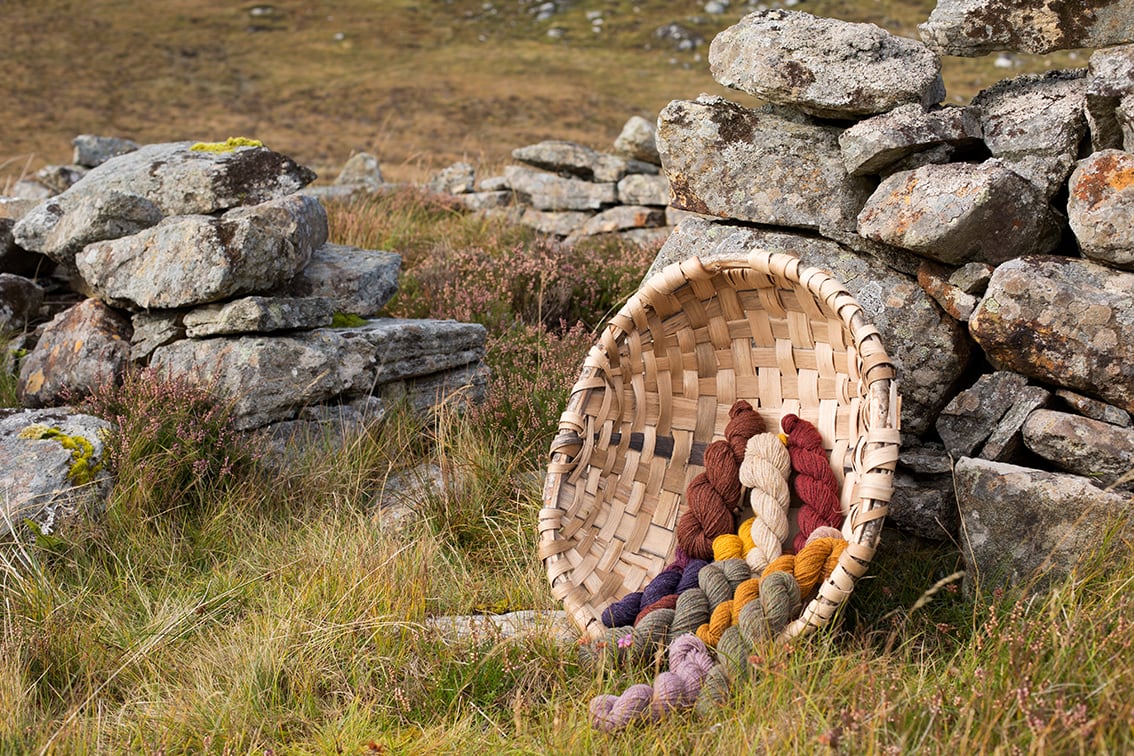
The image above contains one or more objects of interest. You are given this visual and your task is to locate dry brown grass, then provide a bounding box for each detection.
[2,0,1087,188]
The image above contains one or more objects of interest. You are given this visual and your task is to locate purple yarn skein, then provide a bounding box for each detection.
[601,591,643,627]
[675,559,708,593]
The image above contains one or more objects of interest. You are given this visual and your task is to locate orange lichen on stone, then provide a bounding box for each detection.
[1073,152,1134,209]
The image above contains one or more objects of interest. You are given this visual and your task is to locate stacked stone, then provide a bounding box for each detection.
[1,139,489,538]
[651,5,1134,593]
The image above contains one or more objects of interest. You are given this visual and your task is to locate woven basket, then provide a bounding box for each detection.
[540,251,901,641]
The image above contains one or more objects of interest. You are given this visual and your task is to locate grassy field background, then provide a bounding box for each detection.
[2,0,1085,187]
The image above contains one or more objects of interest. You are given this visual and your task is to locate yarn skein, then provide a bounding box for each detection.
[738,432,791,572]
[675,401,764,560]
[782,414,843,553]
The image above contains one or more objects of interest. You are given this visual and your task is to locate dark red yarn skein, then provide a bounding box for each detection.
[782,413,842,553]
[675,400,765,560]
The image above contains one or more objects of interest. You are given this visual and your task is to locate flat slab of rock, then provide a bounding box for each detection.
[77,193,328,309]
[283,242,401,317]
[970,69,1088,198]
[955,457,1134,594]
[0,273,44,332]
[19,298,132,407]
[839,104,980,176]
[857,160,1062,266]
[1023,409,1134,491]
[512,140,657,183]
[1067,149,1134,270]
[936,371,1029,458]
[710,10,944,119]
[13,190,165,265]
[917,260,979,322]
[573,206,665,237]
[981,385,1052,462]
[1085,45,1134,150]
[1055,389,1131,428]
[617,174,670,206]
[649,217,971,435]
[919,0,1134,56]
[503,166,616,211]
[970,256,1134,413]
[131,311,186,363]
[0,408,113,540]
[183,296,333,337]
[518,208,593,236]
[150,318,487,430]
[657,96,874,231]
[613,115,661,165]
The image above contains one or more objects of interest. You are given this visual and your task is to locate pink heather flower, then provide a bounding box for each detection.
[617,633,633,649]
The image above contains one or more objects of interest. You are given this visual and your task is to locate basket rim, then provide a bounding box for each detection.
[541,250,901,641]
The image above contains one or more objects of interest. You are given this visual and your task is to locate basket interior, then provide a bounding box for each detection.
[540,252,899,640]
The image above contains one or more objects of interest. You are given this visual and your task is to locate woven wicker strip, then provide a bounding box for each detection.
[540,251,901,641]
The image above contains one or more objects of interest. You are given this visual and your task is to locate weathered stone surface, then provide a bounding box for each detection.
[12,191,165,264]
[1,216,53,278]
[512,140,657,183]
[648,217,970,434]
[657,96,874,231]
[458,191,514,212]
[857,160,1062,266]
[150,318,487,430]
[34,165,88,195]
[503,166,616,211]
[936,371,1029,458]
[955,457,1133,594]
[477,175,510,192]
[1085,45,1134,151]
[0,408,113,540]
[970,69,1088,197]
[0,198,37,221]
[838,104,981,176]
[613,115,661,165]
[890,469,959,540]
[969,256,1134,413]
[981,385,1052,462]
[11,180,52,201]
[1119,94,1134,151]
[1055,389,1132,428]
[919,0,1134,56]
[518,207,593,236]
[130,311,185,363]
[72,134,139,168]
[948,262,995,295]
[0,274,44,332]
[18,298,132,407]
[183,296,333,337]
[1067,150,1134,270]
[283,243,401,317]
[334,152,384,190]
[428,162,476,195]
[917,260,979,322]
[573,206,665,237]
[1023,408,1134,491]
[77,193,328,309]
[617,173,670,206]
[710,10,945,119]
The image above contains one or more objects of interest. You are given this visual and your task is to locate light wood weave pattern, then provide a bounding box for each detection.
[540,251,900,641]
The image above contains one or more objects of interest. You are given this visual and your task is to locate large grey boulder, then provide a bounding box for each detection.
[709,10,945,119]
[150,318,487,430]
[969,256,1134,413]
[955,457,1134,594]
[969,69,1088,198]
[648,217,970,435]
[857,160,1062,266]
[1085,45,1134,151]
[503,166,616,211]
[13,141,316,262]
[0,408,113,540]
[511,140,657,183]
[0,274,44,333]
[18,298,132,408]
[282,243,402,317]
[919,0,1134,56]
[182,296,334,338]
[1067,150,1134,270]
[657,96,874,232]
[1023,409,1134,491]
[838,104,980,177]
[77,193,327,309]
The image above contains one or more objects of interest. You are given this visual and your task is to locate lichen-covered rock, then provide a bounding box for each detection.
[130,311,185,363]
[12,190,164,265]
[1067,149,1134,270]
[838,104,980,176]
[917,260,979,322]
[503,166,616,211]
[657,96,874,231]
[1055,389,1131,428]
[571,206,665,237]
[936,371,1029,458]
[18,298,132,407]
[0,273,44,332]
[857,160,1062,266]
[969,69,1088,198]
[512,140,657,183]
[183,296,334,337]
[710,10,945,119]
[616,174,670,206]
[428,162,476,195]
[0,408,113,540]
[77,193,327,309]
[334,152,384,190]
[612,115,661,165]
[980,385,1052,462]
[282,243,401,317]
[648,217,970,435]
[1085,45,1134,151]
[969,256,1134,413]
[149,318,487,430]
[518,208,593,236]
[919,0,1134,56]
[955,457,1133,594]
[1023,409,1134,491]
[72,134,139,168]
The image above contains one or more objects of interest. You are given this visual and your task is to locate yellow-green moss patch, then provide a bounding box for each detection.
[190,136,264,153]
[17,423,101,486]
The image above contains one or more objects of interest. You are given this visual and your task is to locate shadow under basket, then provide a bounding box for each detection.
[540,251,901,642]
